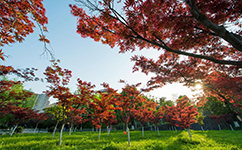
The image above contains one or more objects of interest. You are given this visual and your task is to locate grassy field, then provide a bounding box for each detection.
[0,130,241,150]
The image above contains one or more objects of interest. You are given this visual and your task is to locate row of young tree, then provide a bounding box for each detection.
[0,59,199,146]
[43,61,202,146]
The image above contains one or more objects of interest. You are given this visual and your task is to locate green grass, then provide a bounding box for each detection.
[0,130,241,150]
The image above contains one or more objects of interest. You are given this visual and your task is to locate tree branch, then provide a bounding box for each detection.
[186,0,242,53]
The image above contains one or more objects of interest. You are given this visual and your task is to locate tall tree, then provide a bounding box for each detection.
[66,107,87,135]
[70,0,242,112]
[89,83,118,141]
[70,0,241,66]
[32,111,49,134]
[149,108,164,136]
[116,81,145,146]
[44,60,73,145]
[43,105,64,139]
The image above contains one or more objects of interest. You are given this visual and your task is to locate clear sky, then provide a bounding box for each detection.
[2,0,198,104]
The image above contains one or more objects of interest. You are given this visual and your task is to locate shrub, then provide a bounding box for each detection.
[15,126,24,133]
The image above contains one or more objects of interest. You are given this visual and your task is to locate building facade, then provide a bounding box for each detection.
[33,93,50,112]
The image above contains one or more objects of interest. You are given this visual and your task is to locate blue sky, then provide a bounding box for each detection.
[2,0,196,104]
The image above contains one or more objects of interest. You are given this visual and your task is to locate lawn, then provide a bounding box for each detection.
[0,130,241,150]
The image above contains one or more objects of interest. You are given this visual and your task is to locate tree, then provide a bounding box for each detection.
[43,104,64,139]
[89,83,118,141]
[70,0,242,112]
[70,0,241,66]
[164,96,199,140]
[202,96,234,117]
[149,108,164,136]
[132,96,157,137]
[73,78,96,133]
[44,61,74,145]
[209,115,223,131]
[115,81,146,146]
[32,111,49,134]
[0,105,35,136]
[66,107,87,135]
[0,0,49,49]
[132,108,153,137]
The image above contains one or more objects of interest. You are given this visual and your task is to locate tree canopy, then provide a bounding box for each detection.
[70,0,242,111]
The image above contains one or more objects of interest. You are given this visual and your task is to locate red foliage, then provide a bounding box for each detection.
[115,82,145,127]
[0,0,48,47]
[89,83,118,129]
[32,111,49,124]
[164,96,199,129]
[44,61,73,108]
[149,109,164,126]
[132,108,153,126]
[70,0,242,112]
[66,107,87,125]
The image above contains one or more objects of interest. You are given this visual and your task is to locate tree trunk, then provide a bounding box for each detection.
[157,127,160,136]
[98,126,101,141]
[218,124,221,131]
[92,127,94,132]
[201,125,204,131]
[127,127,131,147]
[59,123,65,145]
[142,126,144,137]
[69,123,73,135]
[107,126,111,136]
[10,124,18,136]
[135,121,137,129]
[174,126,177,132]
[51,120,59,139]
[34,123,39,134]
[229,124,234,131]
[186,128,192,140]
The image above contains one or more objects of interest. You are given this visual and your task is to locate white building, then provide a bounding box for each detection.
[33,94,50,112]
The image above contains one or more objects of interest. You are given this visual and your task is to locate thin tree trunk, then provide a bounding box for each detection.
[174,126,177,132]
[201,125,204,131]
[69,123,73,135]
[229,124,234,131]
[107,126,111,136]
[59,123,65,145]
[92,127,94,132]
[10,124,18,136]
[98,126,101,141]
[157,127,160,136]
[34,123,39,134]
[127,127,131,147]
[142,126,144,137]
[218,124,221,131]
[186,128,192,140]
[51,120,59,139]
